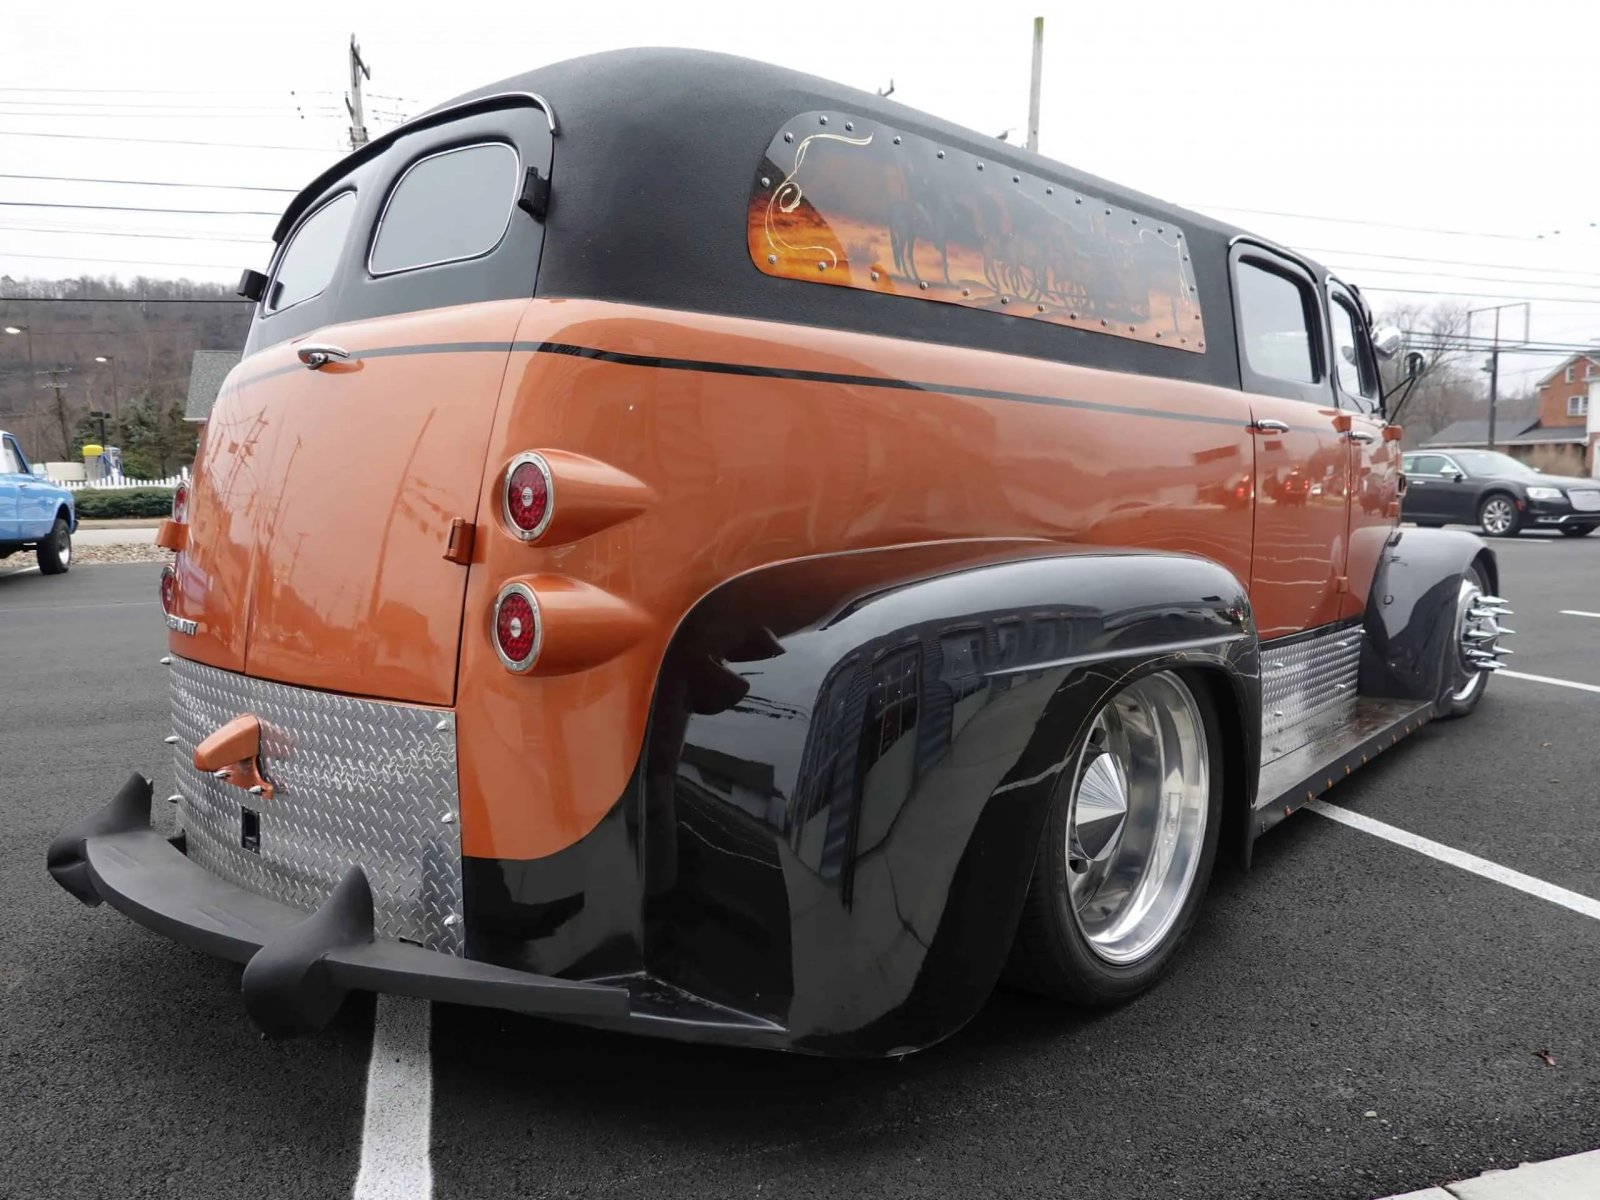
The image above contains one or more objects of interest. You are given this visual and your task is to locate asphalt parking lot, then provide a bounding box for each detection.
[3,535,1598,1200]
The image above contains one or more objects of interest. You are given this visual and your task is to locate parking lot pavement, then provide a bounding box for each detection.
[3,545,1598,1200]
[0,565,367,1200]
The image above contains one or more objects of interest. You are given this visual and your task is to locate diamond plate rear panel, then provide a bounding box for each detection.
[169,656,463,955]
[1260,623,1362,759]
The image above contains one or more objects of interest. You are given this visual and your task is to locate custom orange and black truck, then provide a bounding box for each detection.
[48,49,1511,1056]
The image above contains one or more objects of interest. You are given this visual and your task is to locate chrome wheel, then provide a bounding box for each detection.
[1066,671,1210,965]
[1479,496,1515,536]
[1450,575,1512,706]
[57,530,70,567]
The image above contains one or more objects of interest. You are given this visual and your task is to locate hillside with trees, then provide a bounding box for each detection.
[0,275,251,475]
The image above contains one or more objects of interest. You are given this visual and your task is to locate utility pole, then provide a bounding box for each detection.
[346,34,371,150]
[37,367,72,461]
[1026,17,1044,153]
[1467,302,1529,451]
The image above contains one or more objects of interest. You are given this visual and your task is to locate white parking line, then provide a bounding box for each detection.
[1380,1147,1600,1199]
[1497,669,1600,696]
[353,996,433,1200]
[1308,801,1600,922]
[1559,610,1600,620]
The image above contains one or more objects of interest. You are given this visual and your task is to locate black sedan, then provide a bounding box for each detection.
[1401,448,1600,537]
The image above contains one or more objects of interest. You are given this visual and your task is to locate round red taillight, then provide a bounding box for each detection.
[172,480,190,523]
[503,453,553,540]
[492,583,541,671]
[159,564,177,616]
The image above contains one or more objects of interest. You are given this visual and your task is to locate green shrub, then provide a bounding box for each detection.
[73,487,176,520]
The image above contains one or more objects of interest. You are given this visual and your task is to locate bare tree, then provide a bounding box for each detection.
[1376,302,1485,445]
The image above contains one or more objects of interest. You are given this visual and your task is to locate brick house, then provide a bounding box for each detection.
[1422,352,1596,475]
[1535,353,1595,433]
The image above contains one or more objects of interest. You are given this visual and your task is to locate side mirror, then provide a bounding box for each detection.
[1372,324,1404,360]
[1452,471,1465,483]
[30,463,46,478]
[1404,351,1426,379]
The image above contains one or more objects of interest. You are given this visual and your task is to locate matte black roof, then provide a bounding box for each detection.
[273,48,1338,389]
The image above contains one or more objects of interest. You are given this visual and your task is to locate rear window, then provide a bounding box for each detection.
[267,191,356,313]
[369,143,519,276]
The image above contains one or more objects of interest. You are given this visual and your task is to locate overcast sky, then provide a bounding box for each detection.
[5,0,1600,388]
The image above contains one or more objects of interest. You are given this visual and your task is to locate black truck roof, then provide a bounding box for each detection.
[271,48,1337,389]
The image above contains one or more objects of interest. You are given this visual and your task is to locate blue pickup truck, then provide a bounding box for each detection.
[0,429,75,574]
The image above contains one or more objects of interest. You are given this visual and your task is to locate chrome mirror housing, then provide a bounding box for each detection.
[1371,324,1404,360]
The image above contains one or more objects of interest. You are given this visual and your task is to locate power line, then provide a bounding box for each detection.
[0,86,339,96]
[0,222,266,244]
[1306,246,1600,283]
[1190,202,1538,242]
[0,172,295,193]
[1363,285,1600,305]
[0,109,343,121]
[1329,264,1600,292]
[0,98,333,111]
[0,252,238,269]
[0,296,250,304]
[0,201,276,217]
[0,128,335,151]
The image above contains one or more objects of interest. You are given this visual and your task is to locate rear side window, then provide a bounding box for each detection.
[267,191,356,313]
[369,143,519,276]
[1237,262,1317,385]
[2,435,26,475]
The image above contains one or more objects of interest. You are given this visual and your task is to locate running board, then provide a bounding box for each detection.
[1254,696,1435,837]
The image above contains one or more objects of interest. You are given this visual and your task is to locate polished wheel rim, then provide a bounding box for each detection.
[1481,498,1514,535]
[1451,576,1504,704]
[58,531,70,566]
[1066,671,1210,965]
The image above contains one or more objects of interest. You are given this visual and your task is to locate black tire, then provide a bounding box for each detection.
[1441,562,1493,719]
[1560,524,1596,538]
[1005,670,1224,1006]
[1477,493,1521,537]
[35,515,71,575]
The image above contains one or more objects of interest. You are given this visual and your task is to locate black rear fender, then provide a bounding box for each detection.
[638,540,1258,1054]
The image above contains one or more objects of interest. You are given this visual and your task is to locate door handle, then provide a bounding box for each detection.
[1345,430,1377,444]
[297,343,351,369]
[1248,418,1291,434]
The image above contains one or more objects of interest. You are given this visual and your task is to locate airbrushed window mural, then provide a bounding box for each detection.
[748,112,1206,351]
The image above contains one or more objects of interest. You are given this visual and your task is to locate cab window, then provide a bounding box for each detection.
[369,143,519,276]
[2,435,28,475]
[1236,259,1319,386]
[266,191,357,314]
[1330,294,1379,411]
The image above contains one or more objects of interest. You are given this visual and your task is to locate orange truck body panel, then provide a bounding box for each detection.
[174,298,1400,862]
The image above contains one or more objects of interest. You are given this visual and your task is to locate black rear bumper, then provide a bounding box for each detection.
[47,774,630,1037]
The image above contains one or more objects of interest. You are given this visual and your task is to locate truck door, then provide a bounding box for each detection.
[1326,283,1397,621]
[0,434,24,541]
[1231,245,1352,638]
[179,98,553,703]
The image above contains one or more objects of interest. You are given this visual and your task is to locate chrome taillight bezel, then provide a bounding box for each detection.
[159,563,177,615]
[491,582,542,672]
[172,480,190,523]
[502,452,554,541]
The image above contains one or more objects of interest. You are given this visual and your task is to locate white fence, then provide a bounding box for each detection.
[54,471,187,491]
